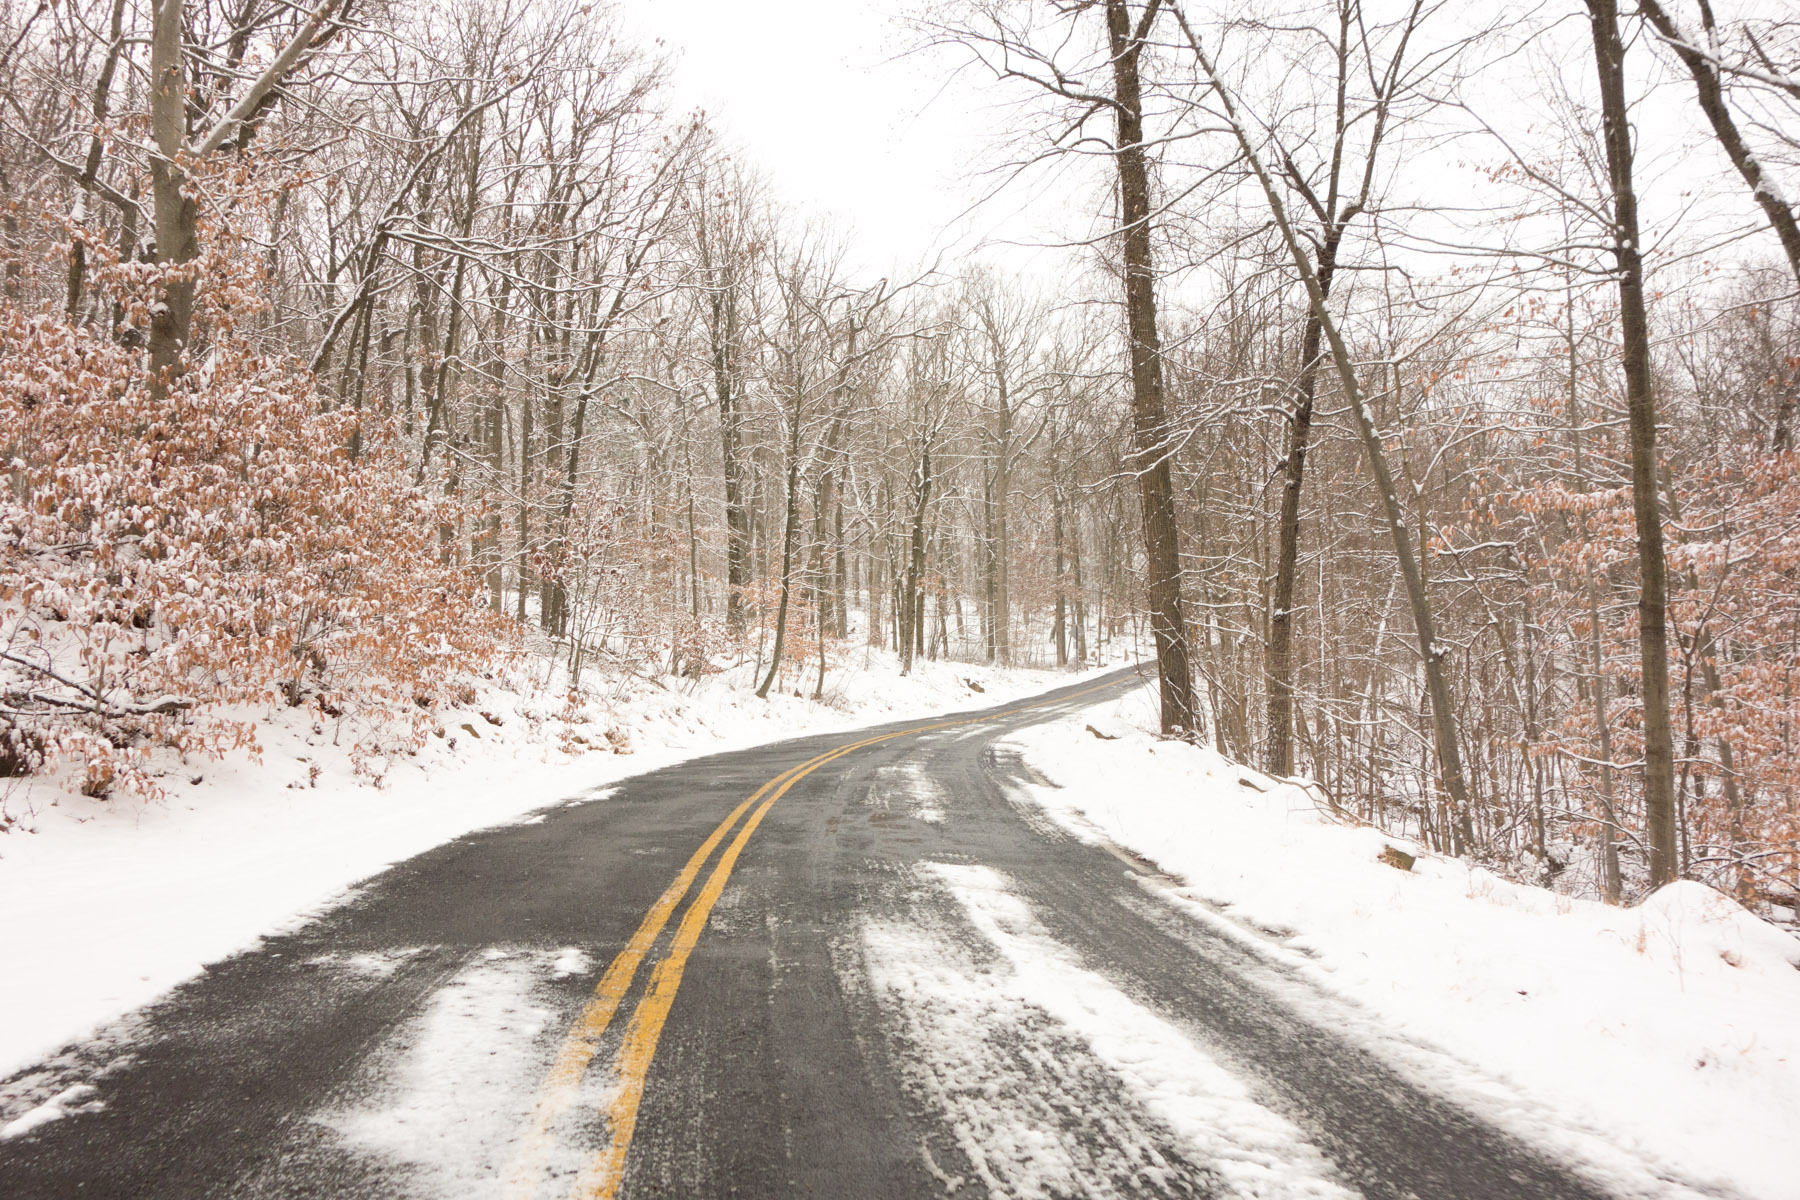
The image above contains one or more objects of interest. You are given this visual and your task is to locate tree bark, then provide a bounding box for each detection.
[66,0,130,320]
[902,449,933,675]
[757,394,806,699]
[1052,481,1069,666]
[1588,586,1625,902]
[711,266,752,634]
[145,0,346,394]
[147,0,199,398]
[1266,242,1339,775]
[1588,0,1680,887]
[1105,0,1199,736]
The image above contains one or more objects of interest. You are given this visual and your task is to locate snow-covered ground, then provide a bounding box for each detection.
[0,646,1116,1084]
[1001,683,1800,1200]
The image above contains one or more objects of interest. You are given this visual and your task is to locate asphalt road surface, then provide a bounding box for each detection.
[1,666,1633,1199]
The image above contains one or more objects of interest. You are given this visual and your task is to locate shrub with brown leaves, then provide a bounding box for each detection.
[0,222,508,801]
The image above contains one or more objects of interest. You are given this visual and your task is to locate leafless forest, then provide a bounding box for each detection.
[3,0,1798,913]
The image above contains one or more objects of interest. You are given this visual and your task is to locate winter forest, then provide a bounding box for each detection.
[3,0,1798,919]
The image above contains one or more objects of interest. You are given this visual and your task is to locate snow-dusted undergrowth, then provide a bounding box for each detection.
[0,647,1112,1081]
[1002,683,1800,1200]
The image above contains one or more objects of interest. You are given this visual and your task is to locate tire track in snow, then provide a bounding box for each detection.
[858,862,1358,1200]
[870,758,949,824]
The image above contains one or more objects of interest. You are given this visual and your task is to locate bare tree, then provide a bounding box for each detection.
[921,0,1198,731]
[1585,0,1679,886]
[1638,0,1800,288]
[1104,0,1201,734]
[148,0,353,395]
[1257,1,1424,778]
[1173,2,1476,822]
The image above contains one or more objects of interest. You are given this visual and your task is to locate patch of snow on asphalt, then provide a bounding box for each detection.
[321,947,579,1197]
[1002,683,1800,1200]
[862,862,1353,1200]
[872,759,948,824]
[302,948,425,977]
[0,1083,100,1142]
[549,947,591,979]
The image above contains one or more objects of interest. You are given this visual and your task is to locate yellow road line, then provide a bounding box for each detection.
[574,738,869,1199]
[502,746,859,1199]
[511,674,1131,1200]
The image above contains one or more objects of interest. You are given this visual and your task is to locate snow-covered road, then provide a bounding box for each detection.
[0,668,1770,1198]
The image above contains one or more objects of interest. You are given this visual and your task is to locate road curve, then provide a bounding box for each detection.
[0,666,1627,1199]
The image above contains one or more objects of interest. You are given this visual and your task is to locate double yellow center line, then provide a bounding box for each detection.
[505,676,1125,1200]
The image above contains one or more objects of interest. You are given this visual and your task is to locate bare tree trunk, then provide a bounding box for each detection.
[1587,0,1680,887]
[834,501,849,638]
[757,412,805,699]
[1052,482,1069,666]
[982,473,999,662]
[147,0,199,397]
[980,339,1016,666]
[902,449,933,675]
[1588,587,1625,902]
[1105,0,1199,735]
[546,374,593,639]
[714,280,752,634]
[1266,244,1338,775]
[145,0,344,393]
[868,527,886,649]
[517,392,533,622]
[1071,506,1089,663]
[66,0,129,320]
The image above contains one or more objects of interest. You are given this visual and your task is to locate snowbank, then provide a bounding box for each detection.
[0,647,1113,1082]
[1002,683,1800,1200]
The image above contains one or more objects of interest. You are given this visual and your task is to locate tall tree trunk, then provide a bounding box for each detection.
[981,347,1016,666]
[1071,504,1089,663]
[1052,481,1069,666]
[547,376,593,640]
[869,520,887,649]
[517,391,533,621]
[982,473,998,661]
[834,501,849,638]
[1587,0,1680,887]
[147,0,199,398]
[757,409,805,699]
[1105,0,1199,735]
[66,0,129,320]
[1588,586,1625,902]
[714,279,751,634]
[1266,241,1339,775]
[902,449,933,676]
[1563,275,1624,901]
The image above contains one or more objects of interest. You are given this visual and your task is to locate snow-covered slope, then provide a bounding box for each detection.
[0,649,1114,1082]
[1002,683,1800,1200]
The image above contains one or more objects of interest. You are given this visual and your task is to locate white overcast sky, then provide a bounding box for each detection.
[616,1,1793,296]
[618,0,1087,279]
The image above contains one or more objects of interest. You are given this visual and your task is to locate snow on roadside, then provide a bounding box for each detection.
[0,647,1116,1082]
[860,862,1355,1200]
[1001,683,1800,1200]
